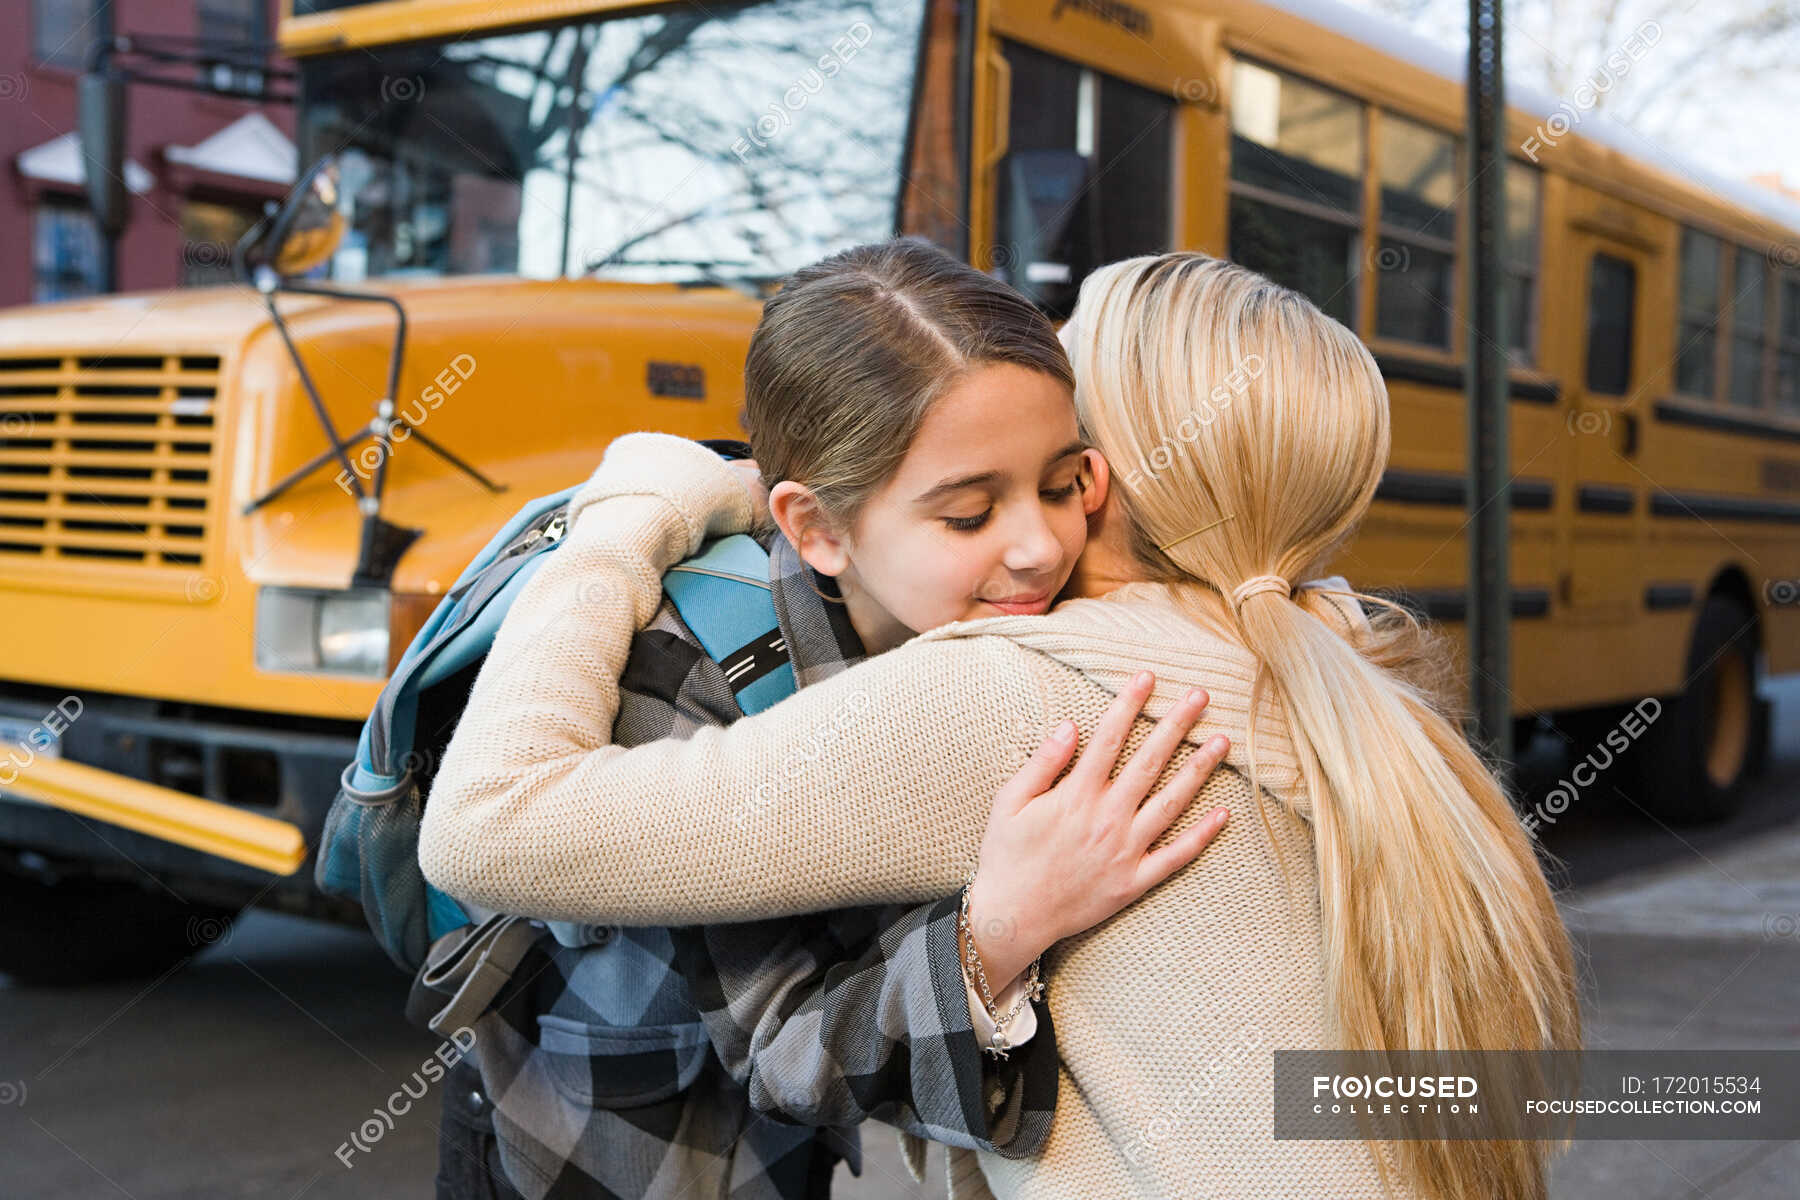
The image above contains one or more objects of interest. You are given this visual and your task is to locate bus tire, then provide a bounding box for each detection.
[0,864,237,986]
[1641,594,1759,825]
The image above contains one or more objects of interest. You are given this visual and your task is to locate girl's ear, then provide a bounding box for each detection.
[1077,448,1111,518]
[770,481,851,579]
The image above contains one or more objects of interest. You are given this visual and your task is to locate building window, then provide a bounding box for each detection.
[990,41,1173,316]
[1227,61,1363,327]
[1675,228,1722,400]
[1374,112,1457,349]
[35,201,106,302]
[197,0,268,94]
[1585,253,1636,396]
[1778,273,1800,416]
[35,0,99,69]
[1730,246,1769,409]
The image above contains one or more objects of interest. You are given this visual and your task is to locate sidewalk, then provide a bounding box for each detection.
[1549,820,1800,1198]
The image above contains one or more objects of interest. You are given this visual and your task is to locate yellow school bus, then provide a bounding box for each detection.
[1,0,1794,980]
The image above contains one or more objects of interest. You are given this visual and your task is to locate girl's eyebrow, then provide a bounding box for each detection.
[913,471,1000,505]
[912,440,1088,505]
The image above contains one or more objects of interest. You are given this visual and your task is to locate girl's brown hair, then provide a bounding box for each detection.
[744,238,1073,524]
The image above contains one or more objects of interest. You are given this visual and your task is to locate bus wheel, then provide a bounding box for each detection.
[1642,594,1759,824]
[0,862,237,986]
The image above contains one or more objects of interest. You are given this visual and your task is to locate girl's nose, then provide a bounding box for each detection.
[1002,505,1064,574]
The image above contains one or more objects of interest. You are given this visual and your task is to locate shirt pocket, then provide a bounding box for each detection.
[535,1014,711,1109]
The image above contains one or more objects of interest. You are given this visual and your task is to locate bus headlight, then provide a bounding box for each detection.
[256,587,390,678]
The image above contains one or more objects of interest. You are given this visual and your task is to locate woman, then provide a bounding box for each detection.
[423,253,1581,1198]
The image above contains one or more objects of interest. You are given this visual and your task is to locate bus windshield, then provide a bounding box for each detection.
[298,0,929,284]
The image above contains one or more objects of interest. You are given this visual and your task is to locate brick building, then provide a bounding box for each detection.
[1,0,294,310]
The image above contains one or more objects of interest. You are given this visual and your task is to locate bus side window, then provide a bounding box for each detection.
[1675,227,1722,400]
[990,41,1173,316]
[1586,253,1637,396]
[1226,61,1363,328]
[1374,112,1458,350]
[1779,273,1800,415]
[1730,247,1769,409]
[1503,165,1542,365]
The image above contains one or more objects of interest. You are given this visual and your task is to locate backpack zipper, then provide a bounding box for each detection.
[448,507,570,602]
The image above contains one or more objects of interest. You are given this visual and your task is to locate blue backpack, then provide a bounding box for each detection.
[315,446,796,985]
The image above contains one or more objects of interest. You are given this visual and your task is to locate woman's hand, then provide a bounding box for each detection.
[963,672,1230,988]
[725,458,771,526]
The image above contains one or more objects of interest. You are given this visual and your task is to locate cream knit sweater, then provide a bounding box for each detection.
[420,434,1417,1200]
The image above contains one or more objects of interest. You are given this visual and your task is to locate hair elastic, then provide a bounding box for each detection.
[1230,574,1292,609]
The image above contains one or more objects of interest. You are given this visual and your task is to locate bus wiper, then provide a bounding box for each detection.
[582,255,767,298]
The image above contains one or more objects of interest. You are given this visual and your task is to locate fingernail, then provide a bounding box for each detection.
[1133,670,1153,689]
[1185,688,1206,706]
[1052,719,1075,741]
[1207,807,1229,828]
[1207,734,1229,755]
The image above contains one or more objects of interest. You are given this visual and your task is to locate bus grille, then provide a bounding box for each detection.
[0,353,219,568]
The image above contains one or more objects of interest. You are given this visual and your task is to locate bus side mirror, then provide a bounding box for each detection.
[995,149,1095,317]
[242,154,348,283]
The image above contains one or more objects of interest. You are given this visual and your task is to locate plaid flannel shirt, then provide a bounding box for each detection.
[458,529,1057,1199]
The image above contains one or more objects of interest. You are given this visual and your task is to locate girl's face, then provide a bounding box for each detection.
[791,363,1099,655]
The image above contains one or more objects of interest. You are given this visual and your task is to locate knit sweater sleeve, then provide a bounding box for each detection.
[420,494,1053,925]
[418,431,757,899]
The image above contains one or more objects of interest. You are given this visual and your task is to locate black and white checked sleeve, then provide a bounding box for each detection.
[670,897,1057,1157]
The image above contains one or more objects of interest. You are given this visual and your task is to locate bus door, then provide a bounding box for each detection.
[1561,232,1654,620]
[978,36,1180,316]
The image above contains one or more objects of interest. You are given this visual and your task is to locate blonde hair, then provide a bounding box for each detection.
[1064,253,1580,1200]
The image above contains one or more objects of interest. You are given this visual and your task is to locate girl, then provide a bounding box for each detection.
[425,252,1583,1198]
[422,240,1233,1200]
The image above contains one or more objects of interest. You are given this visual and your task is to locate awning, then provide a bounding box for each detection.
[164,112,296,187]
[16,131,155,194]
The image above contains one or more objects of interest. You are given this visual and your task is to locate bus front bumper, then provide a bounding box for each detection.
[0,684,359,907]
[1,756,306,876]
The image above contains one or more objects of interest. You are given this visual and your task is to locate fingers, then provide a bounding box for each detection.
[1066,671,1155,792]
[1108,688,1210,816]
[993,719,1078,816]
[1129,734,1229,850]
[1133,804,1230,895]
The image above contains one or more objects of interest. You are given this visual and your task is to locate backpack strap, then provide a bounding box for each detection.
[663,534,797,716]
[405,913,545,1036]
[399,533,798,1031]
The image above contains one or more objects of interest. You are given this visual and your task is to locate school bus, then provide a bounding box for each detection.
[1,0,1794,981]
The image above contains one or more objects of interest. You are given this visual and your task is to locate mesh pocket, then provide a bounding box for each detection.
[316,765,467,972]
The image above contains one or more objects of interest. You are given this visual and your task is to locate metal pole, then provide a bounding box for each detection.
[1467,0,1512,772]
[95,0,117,293]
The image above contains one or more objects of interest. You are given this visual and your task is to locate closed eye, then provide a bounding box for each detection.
[943,509,991,532]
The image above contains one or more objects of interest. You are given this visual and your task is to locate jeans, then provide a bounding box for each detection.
[435,1057,525,1200]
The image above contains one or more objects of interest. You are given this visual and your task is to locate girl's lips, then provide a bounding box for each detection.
[984,593,1052,616]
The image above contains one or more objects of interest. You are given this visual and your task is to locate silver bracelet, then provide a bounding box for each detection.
[958,879,1045,1059]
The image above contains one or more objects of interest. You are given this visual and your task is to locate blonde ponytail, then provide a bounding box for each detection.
[1064,254,1581,1200]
